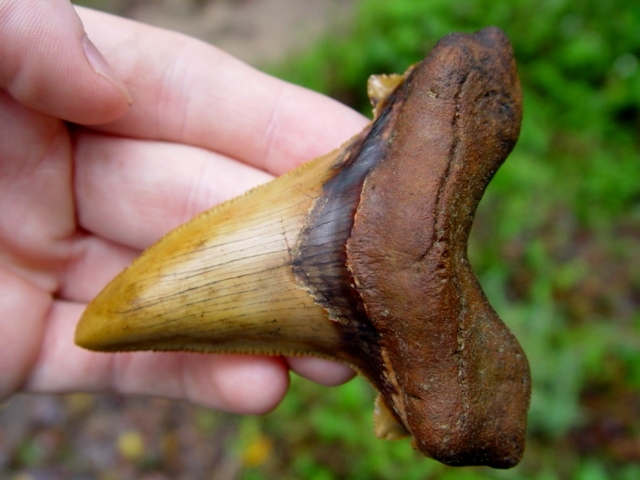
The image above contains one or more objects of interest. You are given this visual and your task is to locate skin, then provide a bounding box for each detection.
[0,0,366,413]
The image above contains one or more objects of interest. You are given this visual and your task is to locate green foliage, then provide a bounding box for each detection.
[260,0,640,478]
[239,375,440,480]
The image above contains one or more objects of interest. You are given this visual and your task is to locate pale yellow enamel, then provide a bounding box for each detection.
[76,148,349,359]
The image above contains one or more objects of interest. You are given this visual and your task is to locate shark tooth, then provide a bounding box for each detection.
[76,27,531,468]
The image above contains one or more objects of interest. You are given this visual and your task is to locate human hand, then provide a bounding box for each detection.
[0,0,367,413]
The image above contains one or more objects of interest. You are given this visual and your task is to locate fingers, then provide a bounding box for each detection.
[0,267,49,400]
[57,235,139,303]
[76,7,368,175]
[26,301,353,409]
[26,301,289,414]
[287,357,356,386]
[74,132,272,250]
[0,0,130,124]
[0,90,76,292]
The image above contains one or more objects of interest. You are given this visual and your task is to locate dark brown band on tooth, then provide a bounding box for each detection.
[291,96,401,390]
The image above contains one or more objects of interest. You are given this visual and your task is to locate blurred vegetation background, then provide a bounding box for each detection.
[2,0,639,479]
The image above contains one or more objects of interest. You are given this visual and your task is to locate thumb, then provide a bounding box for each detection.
[0,0,131,124]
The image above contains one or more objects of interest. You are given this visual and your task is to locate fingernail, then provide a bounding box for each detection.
[82,33,133,105]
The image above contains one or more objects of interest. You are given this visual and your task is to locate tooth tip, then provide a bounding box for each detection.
[75,314,107,351]
[75,299,120,351]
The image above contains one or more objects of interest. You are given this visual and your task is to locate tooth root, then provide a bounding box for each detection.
[75,148,351,358]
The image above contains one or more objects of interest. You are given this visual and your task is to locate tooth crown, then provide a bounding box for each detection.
[76,27,530,469]
[75,149,347,356]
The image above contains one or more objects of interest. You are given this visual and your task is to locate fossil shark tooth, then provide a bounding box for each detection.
[76,27,531,468]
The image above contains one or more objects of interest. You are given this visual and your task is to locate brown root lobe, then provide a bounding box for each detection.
[295,27,531,467]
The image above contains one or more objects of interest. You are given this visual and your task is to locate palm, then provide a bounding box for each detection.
[0,4,365,412]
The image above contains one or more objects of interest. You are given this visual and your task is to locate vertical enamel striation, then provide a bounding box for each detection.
[292,97,404,397]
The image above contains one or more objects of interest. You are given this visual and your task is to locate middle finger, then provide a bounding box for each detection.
[75,131,272,250]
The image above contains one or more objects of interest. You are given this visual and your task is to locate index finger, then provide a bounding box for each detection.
[77,7,368,175]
